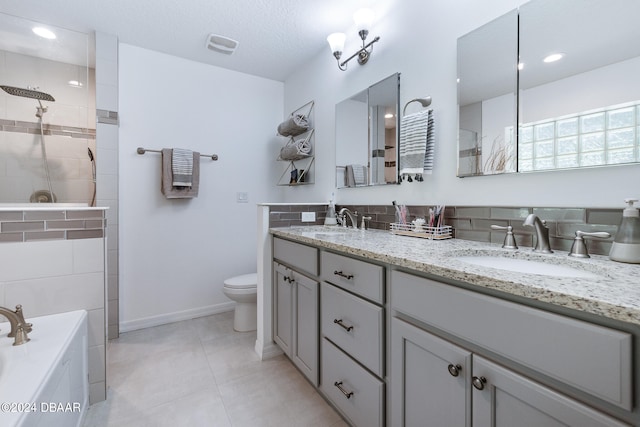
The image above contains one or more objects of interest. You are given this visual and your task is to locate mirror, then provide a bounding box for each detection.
[336,73,400,188]
[457,0,640,177]
[457,10,518,177]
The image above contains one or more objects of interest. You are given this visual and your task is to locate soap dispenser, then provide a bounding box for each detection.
[324,194,337,225]
[609,198,640,264]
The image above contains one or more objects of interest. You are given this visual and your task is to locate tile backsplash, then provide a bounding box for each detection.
[269,204,622,257]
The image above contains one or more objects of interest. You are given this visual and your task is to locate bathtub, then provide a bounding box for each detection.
[0,310,88,427]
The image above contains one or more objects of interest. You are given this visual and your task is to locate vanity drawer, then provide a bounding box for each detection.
[391,270,633,410]
[321,251,384,303]
[273,237,318,276]
[321,338,384,427]
[321,282,384,376]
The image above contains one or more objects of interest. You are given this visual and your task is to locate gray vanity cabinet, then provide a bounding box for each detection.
[273,263,319,385]
[472,356,630,427]
[273,237,319,386]
[391,317,471,427]
[390,270,633,427]
[320,251,385,427]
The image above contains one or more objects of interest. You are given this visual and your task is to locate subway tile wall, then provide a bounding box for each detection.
[269,204,622,257]
[0,209,105,242]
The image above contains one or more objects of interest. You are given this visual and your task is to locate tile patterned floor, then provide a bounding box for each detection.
[83,312,347,427]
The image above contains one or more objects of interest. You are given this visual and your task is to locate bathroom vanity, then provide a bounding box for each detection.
[269,225,640,426]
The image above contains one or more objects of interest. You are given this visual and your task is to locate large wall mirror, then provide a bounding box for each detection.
[336,73,400,188]
[457,0,640,177]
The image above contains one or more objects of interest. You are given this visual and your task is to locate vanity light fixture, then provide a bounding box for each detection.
[327,8,381,71]
[543,53,564,63]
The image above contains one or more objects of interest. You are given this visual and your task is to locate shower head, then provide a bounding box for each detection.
[1,85,55,102]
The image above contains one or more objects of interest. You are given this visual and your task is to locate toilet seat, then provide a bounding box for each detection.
[224,273,257,290]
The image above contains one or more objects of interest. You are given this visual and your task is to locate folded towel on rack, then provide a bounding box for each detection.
[277,114,309,137]
[161,149,200,199]
[399,109,433,178]
[345,164,367,187]
[172,148,194,186]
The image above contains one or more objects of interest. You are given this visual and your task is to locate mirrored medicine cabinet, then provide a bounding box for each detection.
[335,73,400,188]
[457,0,640,177]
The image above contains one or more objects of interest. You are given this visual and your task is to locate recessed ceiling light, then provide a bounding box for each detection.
[543,53,564,63]
[33,27,56,40]
[68,80,83,88]
[384,113,394,119]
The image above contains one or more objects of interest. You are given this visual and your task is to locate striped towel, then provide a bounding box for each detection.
[172,148,193,187]
[399,110,434,178]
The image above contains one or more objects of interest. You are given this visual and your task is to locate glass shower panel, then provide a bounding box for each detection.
[0,13,93,204]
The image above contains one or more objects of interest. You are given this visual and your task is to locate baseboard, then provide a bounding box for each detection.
[255,339,283,360]
[119,301,236,333]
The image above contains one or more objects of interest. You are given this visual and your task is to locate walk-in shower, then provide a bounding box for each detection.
[1,85,57,202]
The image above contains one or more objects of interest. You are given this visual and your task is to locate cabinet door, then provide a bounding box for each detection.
[293,273,318,386]
[391,317,471,427]
[273,262,293,354]
[472,356,631,427]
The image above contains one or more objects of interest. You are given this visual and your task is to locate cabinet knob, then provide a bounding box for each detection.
[334,381,354,399]
[333,270,354,280]
[447,364,462,377]
[333,318,354,332]
[472,376,487,390]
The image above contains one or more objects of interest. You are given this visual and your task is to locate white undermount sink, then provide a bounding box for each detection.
[455,255,602,279]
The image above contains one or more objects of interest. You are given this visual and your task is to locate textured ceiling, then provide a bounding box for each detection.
[0,0,383,81]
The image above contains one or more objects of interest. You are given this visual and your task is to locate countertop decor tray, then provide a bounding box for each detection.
[390,223,452,240]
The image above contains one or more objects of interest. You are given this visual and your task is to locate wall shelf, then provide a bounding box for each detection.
[276,100,315,186]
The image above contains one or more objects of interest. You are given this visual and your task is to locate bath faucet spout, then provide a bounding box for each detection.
[338,208,358,229]
[0,305,32,345]
[523,214,553,253]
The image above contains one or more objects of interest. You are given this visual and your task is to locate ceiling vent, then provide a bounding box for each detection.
[205,33,239,55]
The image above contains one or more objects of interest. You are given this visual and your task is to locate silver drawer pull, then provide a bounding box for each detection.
[333,270,354,280]
[472,376,487,390]
[334,318,354,332]
[447,364,462,377]
[334,381,354,399]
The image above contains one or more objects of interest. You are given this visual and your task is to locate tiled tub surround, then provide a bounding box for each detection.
[0,206,107,404]
[277,204,624,257]
[0,207,105,242]
[270,226,640,326]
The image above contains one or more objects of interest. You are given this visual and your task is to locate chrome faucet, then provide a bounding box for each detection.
[523,214,553,253]
[0,305,32,346]
[338,208,358,229]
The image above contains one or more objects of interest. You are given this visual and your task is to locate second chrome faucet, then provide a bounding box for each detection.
[523,214,553,253]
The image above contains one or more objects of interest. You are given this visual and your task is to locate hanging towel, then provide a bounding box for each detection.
[399,109,433,179]
[161,149,200,199]
[345,164,367,187]
[172,148,194,186]
[277,114,309,137]
[423,110,435,174]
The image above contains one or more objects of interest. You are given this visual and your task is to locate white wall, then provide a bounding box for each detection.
[281,0,640,208]
[118,44,283,330]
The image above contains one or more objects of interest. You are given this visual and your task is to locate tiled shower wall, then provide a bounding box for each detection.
[269,204,622,257]
[0,50,96,204]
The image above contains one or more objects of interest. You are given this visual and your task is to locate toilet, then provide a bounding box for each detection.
[223,273,257,332]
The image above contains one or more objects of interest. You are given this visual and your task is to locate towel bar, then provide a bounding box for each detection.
[137,147,218,161]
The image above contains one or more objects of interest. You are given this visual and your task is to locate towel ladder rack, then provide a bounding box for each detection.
[136,147,218,161]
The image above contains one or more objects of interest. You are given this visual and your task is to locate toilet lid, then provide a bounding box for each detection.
[224,273,257,289]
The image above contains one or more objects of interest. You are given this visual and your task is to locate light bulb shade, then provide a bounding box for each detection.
[353,8,375,33]
[327,32,346,54]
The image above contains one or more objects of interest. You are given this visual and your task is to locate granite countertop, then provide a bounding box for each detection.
[271,225,640,327]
